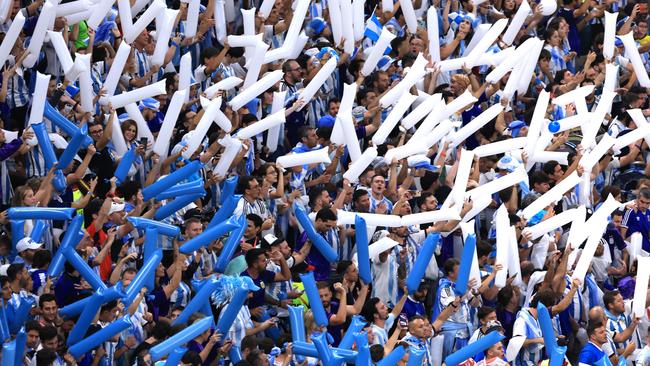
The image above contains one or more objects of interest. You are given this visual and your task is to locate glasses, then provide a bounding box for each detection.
[90,129,103,134]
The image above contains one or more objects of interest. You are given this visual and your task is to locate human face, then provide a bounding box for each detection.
[185,222,203,240]
[610,294,626,315]
[411,318,428,338]
[123,124,137,142]
[42,337,58,351]
[1,281,11,300]
[375,73,390,92]
[549,30,561,47]
[375,301,389,320]
[534,181,550,193]
[638,195,650,212]
[345,263,359,283]
[304,129,318,148]
[422,196,438,211]
[27,329,39,348]
[481,311,497,325]
[356,194,370,212]
[89,124,104,142]
[318,287,332,308]
[109,210,126,225]
[592,325,608,345]
[286,61,302,83]
[371,176,386,195]
[410,38,425,54]
[317,219,337,232]
[551,164,563,182]
[320,190,331,206]
[328,102,340,117]
[41,300,58,322]
[23,188,36,206]
[122,271,135,288]
[276,241,291,258]
[170,309,182,322]
[265,166,278,184]
[254,253,268,271]
[612,214,623,230]
[504,0,515,10]
[363,91,378,107]
[245,219,258,238]
[246,179,261,199]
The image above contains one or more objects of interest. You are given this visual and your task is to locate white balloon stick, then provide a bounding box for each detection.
[353,0,365,41]
[361,28,397,76]
[229,70,284,111]
[524,90,550,157]
[287,32,310,60]
[297,58,337,109]
[125,0,165,44]
[421,119,455,148]
[241,7,256,60]
[266,91,286,153]
[337,209,403,227]
[28,73,51,126]
[132,0,151,14]
[495,205,510,288]
[620,32,650,87]
[603,63,619,93]
[627,108,650,148]
[383,140,429,164]
[117,0,134,36]
[184,98,220,159]
[578,172,591,206]
[47,31,74,74]
[516,39,544,95]
[65,56,88,83]
[185,0,200,38]
[0,11,24,68]
[214,0,227,44]
[111,112,128,157]
[243,40,270,89]
[582,91,616,148]
[340,0,355,53]
[124,103,155,143]
[23,1,55,68]
[213,108,232,133]
[109,80,166,108]
[372,93,418,145]
[259,0,276,18]
[179,53,192,102]
[582,193,620,251]
[153,89,187,157]
[227,34,260,48]
[382,0,392,12]
[282,0,309,49]
[441,89,477,120]
[152,9,179,66]
[443,149,475,210]
[463,24,490,57]
[213,134,242,177]
[437,56,467,72]
[466,167,528,200]
[400,0,418,33]
[450,104,504,147]
[552,85,595,107]
[551,114,590,134]
[87,0,116,29]
[485,37,535,83]
[340,114,362,161]
[343,146,378,183]
[579,133,616,171]
[276,147,332,168]
[0,0,12,23]
[412,101,446,141]
[380,54,428,107]
[572,214,609,282]
[78,54,94,113]
[204,76,243,99]
[465,19,508,68]
[633,257,650,318]
[329,0,343,45]
[402,93,442,129]
[523,207,581,240]
[477,47,515,66]
[502,0,531,45]
[628,233,644,272]
[65,9,92,24]
[401,210,461,226]
[613,124,650,151]
[331,83,357,145]
[472,137,527,157]
[237,109,286,139]
[427,6,440,62]
[603,11,618,60]
[528,150,568,165]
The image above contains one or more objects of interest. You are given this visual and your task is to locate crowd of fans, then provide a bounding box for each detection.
[1,0,650,365]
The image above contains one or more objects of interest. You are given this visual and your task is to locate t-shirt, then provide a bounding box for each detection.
[622,208,650,251]
[578,342,612,366]
[241,269,276,310]
[86,220,110,281]
[402,297,426,320]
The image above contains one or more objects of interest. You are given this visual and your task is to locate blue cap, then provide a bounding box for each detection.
[244,98,259,115]
[318,115,335,128]
[508,120,527,137]
[139,98,160,112]
[306,17,327,37]
[65,84,79,98]
[615,36,624,47]
[317,47,339,62]
[377,55,394,71]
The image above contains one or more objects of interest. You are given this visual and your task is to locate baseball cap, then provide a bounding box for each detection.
[17,237,42,253]
[306,18,327,37]
[496,155,521,173]
[261,233,284,249]
[108,202,126,216]
[318,115,336,128]
[507,120,527,137]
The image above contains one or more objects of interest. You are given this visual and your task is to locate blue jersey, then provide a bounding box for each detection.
[622,208,650,251]
[578,342,612,366]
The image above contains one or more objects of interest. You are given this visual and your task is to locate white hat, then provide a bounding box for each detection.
[108,202,126,216]
[16,237,42,253]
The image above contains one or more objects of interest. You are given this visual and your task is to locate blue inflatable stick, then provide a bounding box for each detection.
[149,316,214,361]
[406,233,440,294]
[454,233,477,296]
[294,203,338,262]
[538,303,567,366]
[300,271,329,327]
[14,327,26,366]
[311,332,338,366]
[48,215,84,277]
[214,215,247,273]
[125,250,162,305]
[180,216,239,254]
[406,347,426,366]
[63,245,107,291]
[127,217,180,237]
[67,292,104,345]
[9,296,35,334]
[8,207,75,221]
[229,347,243,363]
[2,340,15,366]
[292,342,357,363]
[207,194,240,229]
[114,147,137,185]
[220,176,238,205]
[29,220,48,242]
[215,287,248,334]
[288,306,306,342]
[355,215,372,284]
[377,346,406,366]
[142,160,204,201]
[173,276,219,326]
[339,315,367,349]
[156,179,205,201]
[53,169,67,192]
[69,316,132,357]
[43,101,92,146]
[57,130,86,170]
[10,220,24,254]
[354,332,371,366]
[154,192,205,220]
[144,227,158,291]
[0,299,9,342]
[59,296,92,318]
[444,330,505,366]
[164,347,188,366]
[32,122,57,170]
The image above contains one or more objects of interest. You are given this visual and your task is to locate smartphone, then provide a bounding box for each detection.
[140,137,148,147]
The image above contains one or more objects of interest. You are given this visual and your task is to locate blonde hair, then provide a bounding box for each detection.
[451,74,471,92]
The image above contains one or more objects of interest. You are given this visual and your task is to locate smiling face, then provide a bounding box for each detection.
[122,121,138,143]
